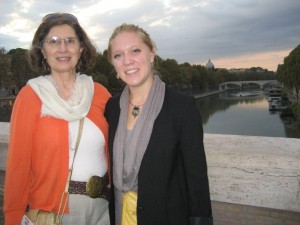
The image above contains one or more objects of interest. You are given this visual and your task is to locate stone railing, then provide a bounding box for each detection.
[204,133,300,212]
[0,122,9,171]
[1,122,299,212]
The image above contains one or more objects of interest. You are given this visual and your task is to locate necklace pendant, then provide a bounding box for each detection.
[132,106,140,118]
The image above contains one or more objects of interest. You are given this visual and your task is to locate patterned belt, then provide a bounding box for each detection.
[69,173,110,201]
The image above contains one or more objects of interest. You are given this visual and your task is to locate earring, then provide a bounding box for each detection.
[116,74,120,79]
[77,58,82,72]
[42,58,48,71]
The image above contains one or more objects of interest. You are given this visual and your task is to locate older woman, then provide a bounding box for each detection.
[4,13,111,225]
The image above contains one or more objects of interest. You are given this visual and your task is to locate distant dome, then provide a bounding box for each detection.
[205,58,214,70]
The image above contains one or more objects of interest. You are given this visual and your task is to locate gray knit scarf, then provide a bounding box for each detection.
[113,75,165,225]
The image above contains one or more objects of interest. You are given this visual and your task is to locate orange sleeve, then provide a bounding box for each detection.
[4,86,41,225]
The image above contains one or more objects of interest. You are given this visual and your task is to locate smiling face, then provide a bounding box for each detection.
[42,24,83,76]
[110,31,155,88]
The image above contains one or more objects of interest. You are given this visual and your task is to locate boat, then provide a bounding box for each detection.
[269,101,279,111]
[268,96,281,102]
[268,88,282,101]
[230,91,262,97]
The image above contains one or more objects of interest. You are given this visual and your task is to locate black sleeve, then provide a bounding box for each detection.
[179,95,213,224]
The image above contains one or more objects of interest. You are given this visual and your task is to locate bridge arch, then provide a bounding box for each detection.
[219,80,279,90]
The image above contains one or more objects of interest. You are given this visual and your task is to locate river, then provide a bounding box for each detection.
[1,90,300,138]
[196,90,300,138]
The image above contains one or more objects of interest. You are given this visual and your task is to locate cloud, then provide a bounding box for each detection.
[0,0,299,71]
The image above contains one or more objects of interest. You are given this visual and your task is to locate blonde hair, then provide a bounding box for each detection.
[107,23,156,63]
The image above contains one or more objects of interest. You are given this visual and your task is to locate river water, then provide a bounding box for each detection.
[196,90,300,139]
[1,90,300,138]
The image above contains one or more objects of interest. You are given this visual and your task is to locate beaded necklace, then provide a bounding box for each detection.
[47,74,80,106]
[69,120,80,151]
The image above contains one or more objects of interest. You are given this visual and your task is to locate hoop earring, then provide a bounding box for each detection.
[42,58,49,71]
[77,58,82,72]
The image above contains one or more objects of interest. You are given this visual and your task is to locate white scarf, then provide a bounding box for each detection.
[28,73,94,121]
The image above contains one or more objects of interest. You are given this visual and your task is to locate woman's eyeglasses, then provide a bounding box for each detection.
[42,13,78,24]
[43,36,79,48]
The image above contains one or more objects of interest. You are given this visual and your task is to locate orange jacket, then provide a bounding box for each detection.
[4,83,111,225]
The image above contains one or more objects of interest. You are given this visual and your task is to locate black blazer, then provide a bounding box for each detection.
[105,86,213,225]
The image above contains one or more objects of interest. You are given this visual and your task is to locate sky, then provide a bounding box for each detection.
[0,0,300,72]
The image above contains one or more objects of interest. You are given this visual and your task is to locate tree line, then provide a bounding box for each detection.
[276,44,300,122]
[0,47,276,95]
[277,44,300,103]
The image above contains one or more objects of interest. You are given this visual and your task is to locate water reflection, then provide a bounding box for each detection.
[1,91,300,138]
[196,90,300,138]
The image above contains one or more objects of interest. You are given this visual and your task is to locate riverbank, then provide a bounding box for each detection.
[0,90,225,123]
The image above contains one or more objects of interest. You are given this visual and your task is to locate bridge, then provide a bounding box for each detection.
[219,80,279,90]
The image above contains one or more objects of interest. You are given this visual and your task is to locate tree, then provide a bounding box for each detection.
[94,50,124,93]
[8,48,37,90]
[0,48,10,88]
[157,58,185,85]
[277,44,300,103]
[91,71,109,88]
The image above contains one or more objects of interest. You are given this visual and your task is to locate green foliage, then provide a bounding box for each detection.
[1,47,276,95]
[158,58,183,84]
[9,48,37,89]
[0,48,10,88]
[89,51,123,92]
[91,71,109,87]
[277,44,300,102]
[290,103,300,122]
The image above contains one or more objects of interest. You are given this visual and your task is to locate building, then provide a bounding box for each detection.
[205,58,215,70]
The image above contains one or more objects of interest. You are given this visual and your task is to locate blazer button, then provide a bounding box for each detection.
[137,206,144,213]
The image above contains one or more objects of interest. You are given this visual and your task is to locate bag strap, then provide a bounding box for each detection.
[56,118,84,224]
[66,118,84,190]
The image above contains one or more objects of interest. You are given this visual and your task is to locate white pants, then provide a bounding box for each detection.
[62,194,110,225]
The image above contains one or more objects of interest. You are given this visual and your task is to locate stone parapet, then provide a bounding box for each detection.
[0,122,9,171]
[0,122,299,212]
[204,133,300,212]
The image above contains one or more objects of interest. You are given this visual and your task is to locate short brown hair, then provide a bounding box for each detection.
[27,13,97,74]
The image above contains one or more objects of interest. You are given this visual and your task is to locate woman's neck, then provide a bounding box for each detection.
[50,72,77,101]
[129,76,153,105]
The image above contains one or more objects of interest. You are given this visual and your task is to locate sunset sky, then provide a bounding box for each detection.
[1,0,299,72]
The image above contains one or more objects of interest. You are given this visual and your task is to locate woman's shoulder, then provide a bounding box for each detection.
[16,85,41,103]
[93,82,112,102]
[165,86,195,105]
[106,93,121,108]
[105,93,121,111]
[12,85,42,116]
[104,93,121,121]
[94,82,110,95]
